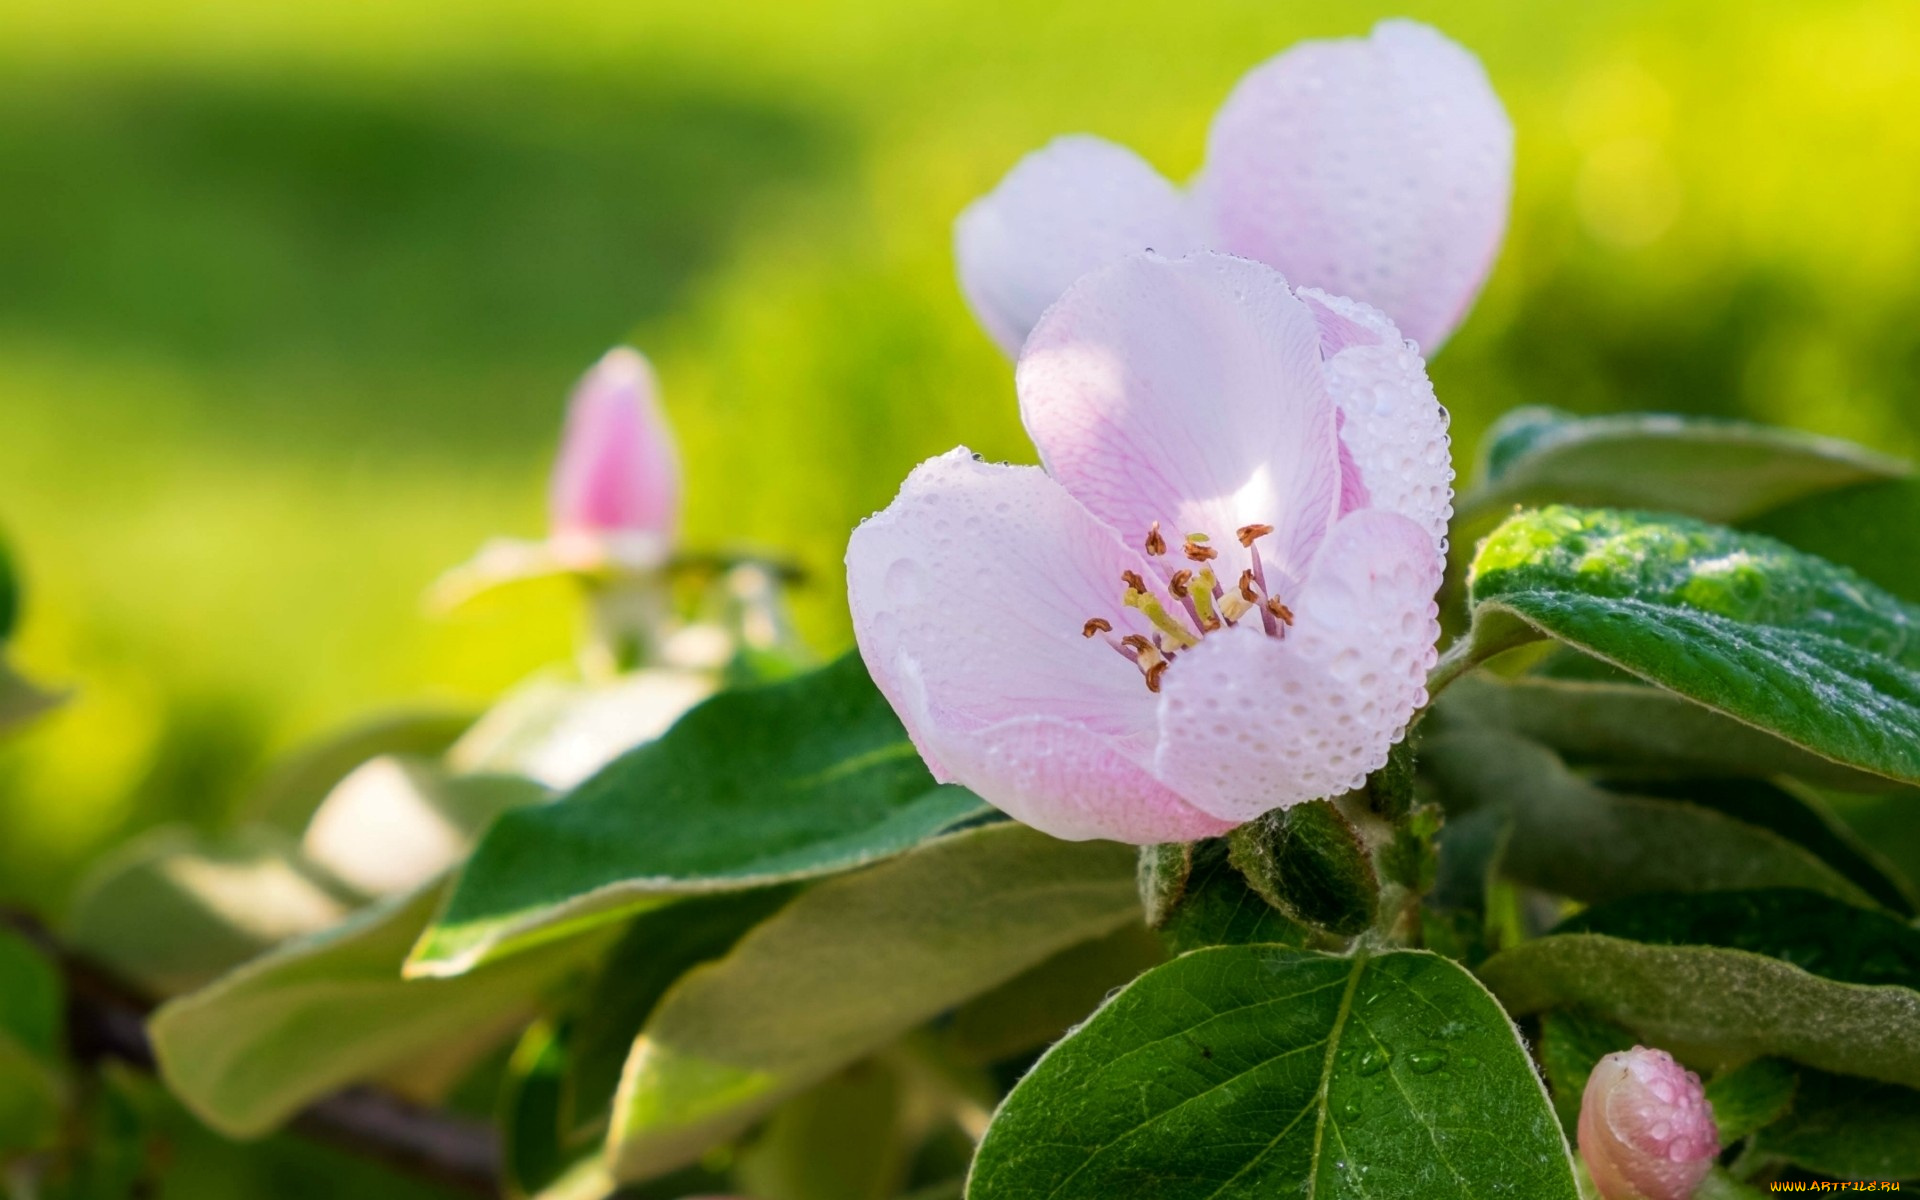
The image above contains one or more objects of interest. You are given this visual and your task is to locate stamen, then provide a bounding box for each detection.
[1121,570,1149,594]
[1236,523,1274,548]
[1237,569,1259,603]
[1183,538,1218,563]
[1144,522,1166,556]
[1145,660,1169,693]
[1124,587,1200,649]
[1082,617,1113,638]
[1266,598,1295,626]
[1168,569,1193,598]
[1189,569,1223,631]
[1220,593,1255,623]
[1120,633,1154,656]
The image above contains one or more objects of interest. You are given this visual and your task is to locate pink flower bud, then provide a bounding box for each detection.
[1578,1047,1719,1200]
[549,347,680,541]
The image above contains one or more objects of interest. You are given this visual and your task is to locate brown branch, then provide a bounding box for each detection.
[2,908,502,1197]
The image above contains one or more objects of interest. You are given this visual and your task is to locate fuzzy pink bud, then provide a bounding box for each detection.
[549,347,680,541]
[1578,1047,1719,1200]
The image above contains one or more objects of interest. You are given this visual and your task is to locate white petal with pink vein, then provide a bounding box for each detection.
[955,19,1511,359]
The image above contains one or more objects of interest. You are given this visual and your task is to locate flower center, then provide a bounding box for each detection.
[1082,521,1294,692]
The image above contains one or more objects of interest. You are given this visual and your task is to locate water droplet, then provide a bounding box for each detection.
[1409,1048,1449,1075]
[1341,1099,1363,1120]
[1357,1047,1392,1076]
[1459,1054,1481,1069]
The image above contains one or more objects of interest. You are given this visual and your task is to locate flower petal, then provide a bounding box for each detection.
[549,347,681,539]
[1196,19,1513,351]
[1153,508,1440,822]
[847,448,1171,746]
[1301,288,1455,551]
[1017,252,1342,598]
[955,136,1204,358]
[925,713,1236,844]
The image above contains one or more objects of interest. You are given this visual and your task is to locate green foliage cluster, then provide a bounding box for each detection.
[6,411,1920,1195]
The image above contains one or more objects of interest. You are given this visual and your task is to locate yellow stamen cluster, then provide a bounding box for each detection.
[1083,522,1293,692]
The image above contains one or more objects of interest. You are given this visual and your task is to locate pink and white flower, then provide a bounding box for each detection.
[956,19,1512,358]
[550,346,682,547]
[1578,1047,1720,1200]
[847,251,1447,843]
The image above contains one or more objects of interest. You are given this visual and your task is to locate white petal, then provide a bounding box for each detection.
[1017,252,1342,597]
[955,136,1204,357]
[923,713,1236,844]
[847,448,1169,746]
[1153,509,1440,822]
[1196,19,1513,351]
[1300,288,1455,551]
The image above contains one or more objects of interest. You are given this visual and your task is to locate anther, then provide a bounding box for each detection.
[1266,598,1295,626]
[1144,522,1166,556]
[1168,569,1193,598]
[1120,634,1154,656]
[1121,569,1149,594]
[1082,617,1113,638]
[1237,569,1259,602]
[1183,539,1218,563]
[1236,523,1274,547]
[1145,660,1169,693]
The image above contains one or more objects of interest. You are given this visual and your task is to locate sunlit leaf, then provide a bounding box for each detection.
[1464,507,1920,787]
[606,823,1137,1182]
[411,654,989,978]
[150,882,614,1138]
[245,710,476,833]
[67,827,362,998]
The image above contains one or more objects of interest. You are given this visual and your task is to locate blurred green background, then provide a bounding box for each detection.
[2,0,1917,917]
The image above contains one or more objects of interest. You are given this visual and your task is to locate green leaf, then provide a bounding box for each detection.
[502,1019,573,1199]
[1461,408,1905,526]
[1619,778,1917,915]
[67,827,363,998]
[562,887,801,1137]
[1749,1068,1920,1180]
[731,1062,909,1200]
[1144,839,1310,955]
[606,823,1138,1181]
[1421,733,1879,908]
[1227,800,1378,937]
[1552,888,1920,988]
[943,923,1167,1067]
[298,759,550,898]
[966,945,1578,1199]
[1747,478,1920,604]
[1478,936,1920,1087]
[1464,507,1920,788]
[1537,1008,1635,1134]
[0,531,17,640]
[446,668,718,791]
[1436,668,1901,793]
[1703,1057,1797,1147]
[245,710,476,833]
[0,929,64,1152]
[411,654,990,977]
[150,882,614,1138]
